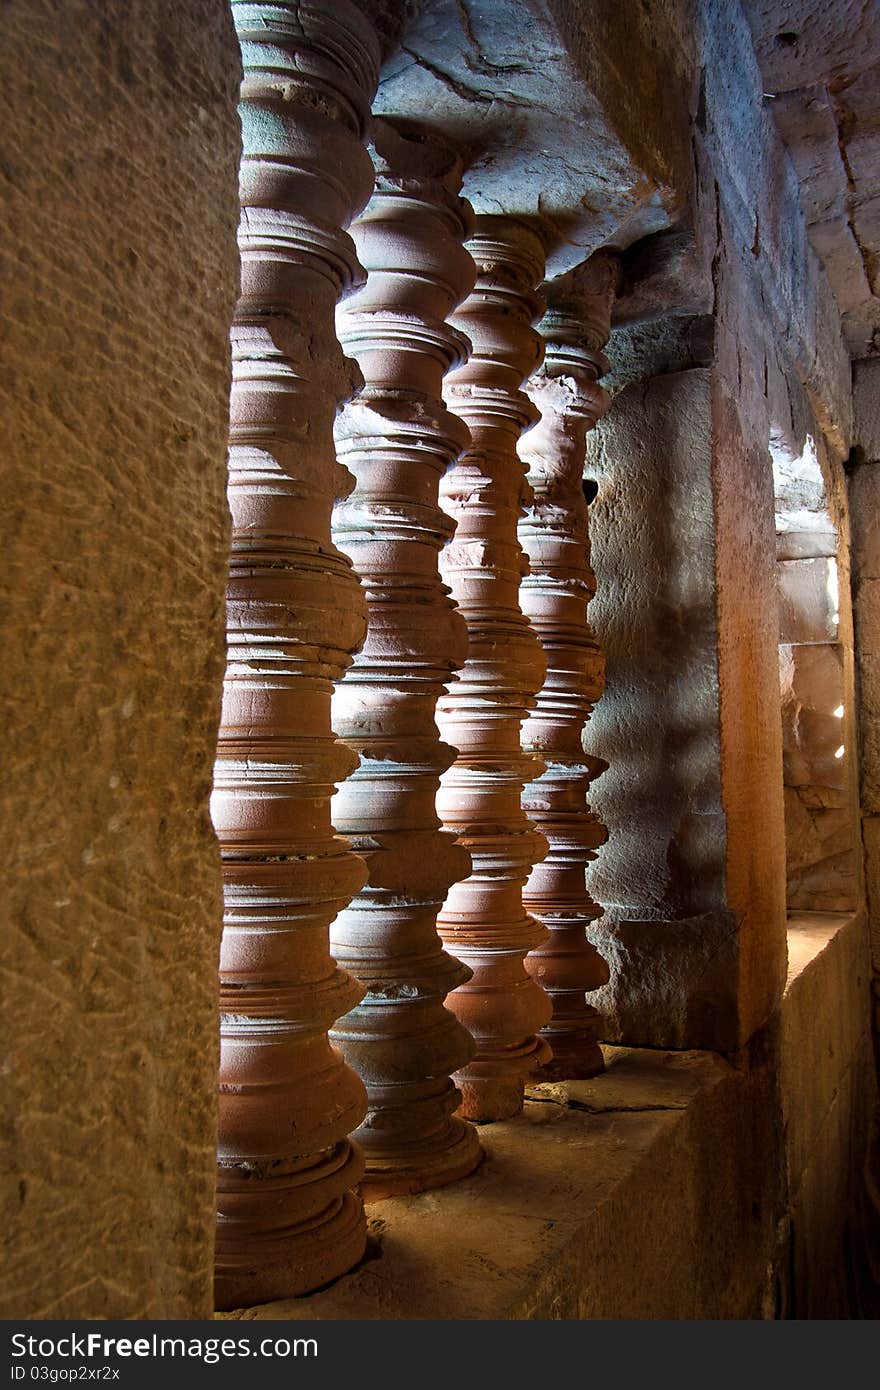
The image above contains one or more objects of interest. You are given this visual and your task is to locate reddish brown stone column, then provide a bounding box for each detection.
[518,255,618,1078]
[211,0,379,1310]
[436,216,552,1121]
[329,120,483,1197]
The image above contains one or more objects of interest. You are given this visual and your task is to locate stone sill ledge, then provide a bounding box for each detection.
[784,910,861,991]
[224,1046,749,1321]
[223,912,862,1321]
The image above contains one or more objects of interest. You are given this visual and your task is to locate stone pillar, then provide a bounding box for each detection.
[518,255,618,1079]
[211,0,379,1311]
[436,216,552,1122]
[329,120,483,1197]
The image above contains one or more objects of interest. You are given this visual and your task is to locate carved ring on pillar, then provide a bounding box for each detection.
[330,120,483,1197]
[212,0,379,1310]
[519,254,618,1078]
[436,215,553,1122]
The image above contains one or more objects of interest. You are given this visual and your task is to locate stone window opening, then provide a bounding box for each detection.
[211,0,621,1311]
[772,428,861,917]
[209,0,876,1318]
[6,0,878,1326]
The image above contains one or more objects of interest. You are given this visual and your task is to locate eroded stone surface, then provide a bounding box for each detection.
[613,230,714,328]
[850,458,880,815]
[709,371,790,1044]
[585,371,725,928]
[772,431,838,554]
[863,821,880,979]
[589,912,741,1050]
[0,0,241,1319]
[372,0,689,274]
[777,558,840,644]
[584,343,791,1047]
[5,0,877,1327]
[849,372,880,1047]
[742,0,880,357]
[778,643,859,913]
[782,913,876,1316]
[853,359,880,462]
[780,644,847,789]
[743,0,880,92]
[695,0,852,454]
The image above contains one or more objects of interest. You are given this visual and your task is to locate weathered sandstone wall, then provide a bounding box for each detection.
[851,359,880,1083]
[0,0,241,1318]
[584,0,859,1050]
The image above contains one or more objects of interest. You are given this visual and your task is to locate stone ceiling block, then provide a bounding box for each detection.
[372,0,687,273]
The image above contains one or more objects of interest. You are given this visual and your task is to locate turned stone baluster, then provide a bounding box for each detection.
[436,216,552,1122]
[211,0,379,1310]
[519,254,618,1078]
[329,120,483,1196]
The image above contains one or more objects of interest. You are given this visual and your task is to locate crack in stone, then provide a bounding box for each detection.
[830,86,880,298]
[400,45,493,104]
[526,1095,688,1114]
[399,45,535,110]
[453,0,532,78]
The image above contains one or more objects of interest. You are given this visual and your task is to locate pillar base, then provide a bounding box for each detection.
[215,1189,367,1312]
[455,1037,552,1122]
[360,1115,483,1201]
[536,1035,606,1081]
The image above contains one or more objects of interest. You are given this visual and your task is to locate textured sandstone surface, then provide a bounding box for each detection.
[583,0,856,1050]
[586,371,724,924]
[710,366,788,1035]
[574,0,854,1051]
[849,372,880,1057]
[0,0,241,1318]
[584,354,790,1045]
[854,359,880,463]
[770,402,862,918]
[584,370,743,1048]
[782,913,876,1316]
[851,462,880,827]
[2,0,874,1326]
[742,0,880,356]
[435,218,553,1120]
[372,0,693,274]
[696,0,851,456]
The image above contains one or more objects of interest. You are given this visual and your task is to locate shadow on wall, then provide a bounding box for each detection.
[583,370,726,926]
[580,369,738,1049]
